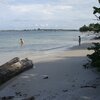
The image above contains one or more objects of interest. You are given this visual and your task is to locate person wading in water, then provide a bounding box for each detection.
[78,36,81,46]
[20,38,24,47]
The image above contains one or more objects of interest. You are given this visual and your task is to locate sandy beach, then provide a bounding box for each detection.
[0,40,100,100]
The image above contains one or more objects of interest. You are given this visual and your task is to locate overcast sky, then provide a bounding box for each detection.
[0,0,99,30]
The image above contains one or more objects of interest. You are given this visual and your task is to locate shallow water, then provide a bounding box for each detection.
[0,30,94,63]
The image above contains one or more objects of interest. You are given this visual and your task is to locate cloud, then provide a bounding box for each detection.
[0,0,98,29]
[60,0,96,5]
[7,4,73,21]
[9,4,72,14]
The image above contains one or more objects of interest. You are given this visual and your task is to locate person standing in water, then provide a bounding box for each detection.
[20,38,24,47]
[78,36,81,46]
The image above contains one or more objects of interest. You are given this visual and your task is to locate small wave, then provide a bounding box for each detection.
[38,45,72,51]
[0,43,76,53]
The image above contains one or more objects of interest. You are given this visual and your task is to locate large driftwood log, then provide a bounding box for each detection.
[0,57,33,85]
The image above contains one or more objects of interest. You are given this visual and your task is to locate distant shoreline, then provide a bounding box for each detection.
[0,29,79,32]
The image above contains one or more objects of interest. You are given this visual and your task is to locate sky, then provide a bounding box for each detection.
[0,0,99,30]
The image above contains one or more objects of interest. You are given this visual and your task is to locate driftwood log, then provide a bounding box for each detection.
[0,57,33,85]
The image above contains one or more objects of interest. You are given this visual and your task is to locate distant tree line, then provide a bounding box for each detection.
[79,23,100,33]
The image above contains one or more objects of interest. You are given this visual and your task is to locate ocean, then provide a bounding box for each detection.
[0,30,94,63]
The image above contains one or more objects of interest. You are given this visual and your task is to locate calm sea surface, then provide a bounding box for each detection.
[0,30,94,63]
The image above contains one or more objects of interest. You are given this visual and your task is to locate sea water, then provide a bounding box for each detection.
[0,30,94,63]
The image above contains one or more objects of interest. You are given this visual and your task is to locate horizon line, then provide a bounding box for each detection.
[0,28,79,31]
